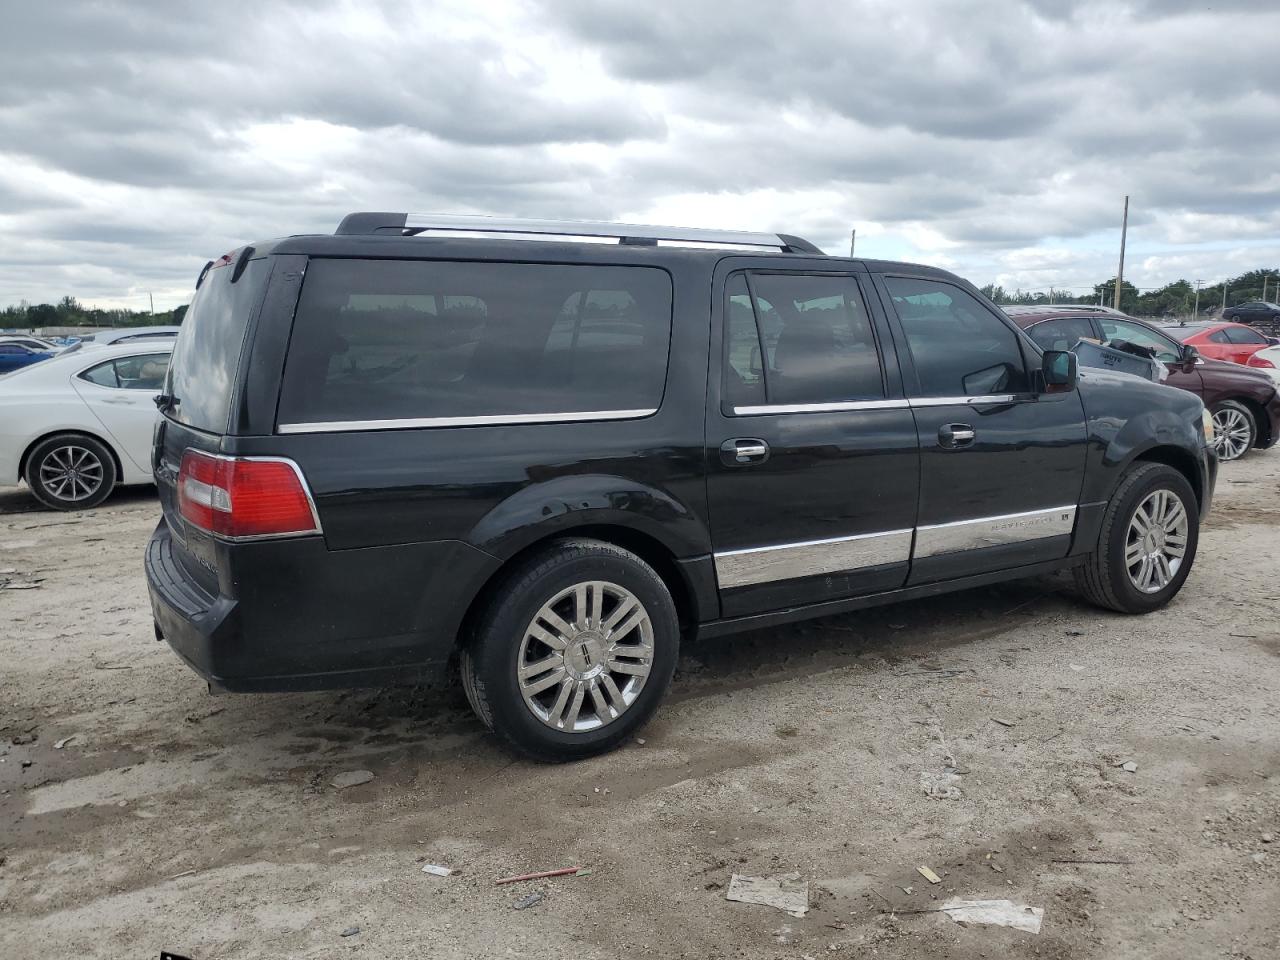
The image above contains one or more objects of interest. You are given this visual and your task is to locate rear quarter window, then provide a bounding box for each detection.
[276,259,673,428]
[166,257,270,432]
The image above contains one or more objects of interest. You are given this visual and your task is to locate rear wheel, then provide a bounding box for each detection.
[24,434,117,510]
[460,539,679,762]
[1075,462,1199,613]
[1209,401,1255,462]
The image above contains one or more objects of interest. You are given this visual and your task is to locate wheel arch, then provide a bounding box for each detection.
[1130,444,1204,511]
[455,523,710,657]
[19,429,125,486]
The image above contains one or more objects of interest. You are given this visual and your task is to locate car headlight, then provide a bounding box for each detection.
[1201,408,1215,443]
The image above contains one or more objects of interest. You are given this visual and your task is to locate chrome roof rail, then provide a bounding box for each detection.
[334,212,824,254]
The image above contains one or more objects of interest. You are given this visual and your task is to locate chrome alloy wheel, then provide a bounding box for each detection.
[517,580,654,733]
[38,444,105,503]
[1212,407,1252,461]
[1125,489,1189,594]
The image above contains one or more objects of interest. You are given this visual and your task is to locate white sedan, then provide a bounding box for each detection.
[0,342,173,510]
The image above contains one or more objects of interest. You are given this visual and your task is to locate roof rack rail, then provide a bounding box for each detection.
[334,212,824,254]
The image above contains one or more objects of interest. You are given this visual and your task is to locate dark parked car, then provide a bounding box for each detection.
[1009,306,1280,463]
[147,214,1217,760]
[1222,300,1280,333]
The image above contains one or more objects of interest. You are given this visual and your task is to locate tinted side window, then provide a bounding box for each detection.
[1098,318,1181,362]
[887,278,1028,396]
[277,260,673,426]
[1225,326,1267,344]
[0,345,23,355]
[1026,316,1095,353]
[1208,329,1232,344]
[722,272,882,409]
[723,273,765,408]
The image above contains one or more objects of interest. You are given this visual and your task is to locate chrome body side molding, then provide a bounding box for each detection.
[913,505,1077,558]
[714,529,913,589]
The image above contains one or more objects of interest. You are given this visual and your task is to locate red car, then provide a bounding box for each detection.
[1157,320,1278,366]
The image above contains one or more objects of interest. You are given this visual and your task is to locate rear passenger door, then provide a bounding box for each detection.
[705,261,920,617]
[877,275,1088,584]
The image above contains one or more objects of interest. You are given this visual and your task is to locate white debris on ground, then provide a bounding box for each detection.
[726,872,809,918]
[940,898,1045,934]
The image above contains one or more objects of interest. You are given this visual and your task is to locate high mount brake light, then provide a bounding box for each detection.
[178,451,321,539]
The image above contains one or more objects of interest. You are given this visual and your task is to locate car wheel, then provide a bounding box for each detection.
[1209,400,1256,462]
[1074,462,1199,614]
[24,434,118,510]
[460,538,679,762]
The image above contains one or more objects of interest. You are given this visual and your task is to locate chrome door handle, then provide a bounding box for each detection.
[720,438,770,465]
[939,424,975,448]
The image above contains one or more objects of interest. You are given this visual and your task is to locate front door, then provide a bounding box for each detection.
[73,352,171,473]
[877,275,1089,584]
[705,261,920,618]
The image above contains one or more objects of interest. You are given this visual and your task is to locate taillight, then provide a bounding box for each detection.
[1247,354,1276,369]
[178,450,321,539]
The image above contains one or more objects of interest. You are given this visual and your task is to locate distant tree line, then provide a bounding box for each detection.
[0,296,188,329]
[980,268,1280,318]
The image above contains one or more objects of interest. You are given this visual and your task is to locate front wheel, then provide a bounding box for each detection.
[25,434,118,510]
[1075,462,1199,613]
[1210,400,1255,462]
[460,539,679,761]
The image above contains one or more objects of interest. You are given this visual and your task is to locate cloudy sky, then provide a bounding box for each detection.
[3,0,1279,309]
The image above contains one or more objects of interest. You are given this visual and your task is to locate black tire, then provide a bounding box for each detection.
[1074,462,1199,614]
[24,434,118,511]
[1209,400,1256,462]
[460,538,679,762]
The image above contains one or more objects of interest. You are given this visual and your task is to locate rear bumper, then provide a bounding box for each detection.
[145,520,501,692]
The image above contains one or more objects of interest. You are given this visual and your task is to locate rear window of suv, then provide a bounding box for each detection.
[166,256,269,433]
[276,259,673,429]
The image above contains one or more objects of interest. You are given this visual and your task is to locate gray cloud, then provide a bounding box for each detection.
[1,0,1278,308]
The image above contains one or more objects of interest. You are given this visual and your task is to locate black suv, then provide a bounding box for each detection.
[147,213,1217,760]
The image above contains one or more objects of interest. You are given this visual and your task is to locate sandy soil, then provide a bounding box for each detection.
[1,453,1278,960]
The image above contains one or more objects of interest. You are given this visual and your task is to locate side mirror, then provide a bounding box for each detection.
[1041,350,1077,390]
[1180,344,1200,369]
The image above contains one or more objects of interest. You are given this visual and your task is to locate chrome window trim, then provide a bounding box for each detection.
[907,394,1021,407]
[733,399,910,415]
[277,408,657,435]
[914,505,1076,558]
[715,528,913,589]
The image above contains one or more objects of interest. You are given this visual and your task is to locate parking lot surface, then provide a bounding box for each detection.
[2,456,1278,959]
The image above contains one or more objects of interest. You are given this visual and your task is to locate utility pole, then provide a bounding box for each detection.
[1222,284,1228,312]
[849,229,856,257]
[1193,279,1201,320]
[149,291,155,315]
[1114,195,1129,311]
[1264,276,1269,304]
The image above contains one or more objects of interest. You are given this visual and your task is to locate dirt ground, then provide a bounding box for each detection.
[1,453,1278,960]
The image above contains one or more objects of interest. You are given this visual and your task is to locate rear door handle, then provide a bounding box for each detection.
[720,438,770,465]
[938,423,975,448]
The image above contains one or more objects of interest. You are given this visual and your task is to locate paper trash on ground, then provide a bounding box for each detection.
[726,872,809,917]
[940,898,1044,934]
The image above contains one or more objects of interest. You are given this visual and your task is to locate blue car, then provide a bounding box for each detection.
[0,342,54,374]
